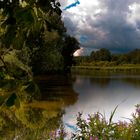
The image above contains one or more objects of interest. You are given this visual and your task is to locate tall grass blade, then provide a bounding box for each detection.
[109,105,118,124]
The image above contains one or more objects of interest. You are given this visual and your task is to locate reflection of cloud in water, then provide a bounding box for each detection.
[64,74,140,134]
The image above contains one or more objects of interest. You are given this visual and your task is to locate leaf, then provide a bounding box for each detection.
[13,31,25,50]
[26,0,35,5]
[3,51,32,79]
[14,97,20,109]
[56,2,61,7]
[24,81,40,97]
[0,95,8,106]
[0,1,4,9]
[2,25,16,48]
[109,105,118,124]
[0,70,5,79]
[0,80,17,90]
[54,7,62,15]
[6,93,17,107]
[14,7,35,27]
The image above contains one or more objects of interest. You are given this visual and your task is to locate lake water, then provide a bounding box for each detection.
[36,72,140,137]
[1,72,140,139]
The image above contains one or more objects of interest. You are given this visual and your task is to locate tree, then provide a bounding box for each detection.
[90,48,111,61]
[31,32,64,74]
[0,0,62,46]
[62,36,80,72]
[127,49,140,64]
[0,0,68,110]
[30,12,66,74]
[0,0,64,78]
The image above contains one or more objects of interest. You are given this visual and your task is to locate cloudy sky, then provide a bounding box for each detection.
[59,0,140,55]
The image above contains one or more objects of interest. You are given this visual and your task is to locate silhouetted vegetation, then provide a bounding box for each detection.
[74,48,140,67]
[62,36,80,72]
[90,48,111,61]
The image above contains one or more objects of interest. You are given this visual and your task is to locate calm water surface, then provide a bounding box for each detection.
[1,72,140,139]
[37,72,140,135]
[63,73,140,134]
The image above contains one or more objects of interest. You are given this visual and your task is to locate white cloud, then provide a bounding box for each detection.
[128,2,140,25]
[73,47,84,56]
[60,0,140,54]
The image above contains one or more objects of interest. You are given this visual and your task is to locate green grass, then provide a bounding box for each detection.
[72,62,140,73]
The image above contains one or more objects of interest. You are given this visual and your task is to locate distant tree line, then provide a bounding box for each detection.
[74,48,140,65]
[90,48,111,61]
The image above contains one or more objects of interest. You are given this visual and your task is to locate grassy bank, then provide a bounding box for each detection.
[72,62,140,73]
[72,65,140,72]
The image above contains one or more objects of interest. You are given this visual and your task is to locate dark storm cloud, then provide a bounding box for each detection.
[60,0,140,54]
[96,0,140,53]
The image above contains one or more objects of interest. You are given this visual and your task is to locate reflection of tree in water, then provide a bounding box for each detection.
[0,75,78,139]
[90,77,110,88]
[90,75,140,88]
[0,106,63,140]
[35,74,78,106]
[121,78,140,88]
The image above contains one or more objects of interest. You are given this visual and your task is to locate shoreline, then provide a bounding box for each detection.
[72,65,140,72]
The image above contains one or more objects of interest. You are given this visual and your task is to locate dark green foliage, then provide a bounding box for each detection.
[76,48,140,67]
[0,0,79,112]
[0,79,17,90]
[31,32,64,74]
[1,0,79,76]
[0,91,18,107]
[127,49,140,64]
[1,25,16,48]
[0,69,5,79]
[73,56,91,66]
[6,93,17,107]
[62,36,80,72]
[0,0,66,74]
[0,79,41,107]
[24,81,40,99]
[0,95,9,106]
[111,49,140,64]
[90,48,111,61]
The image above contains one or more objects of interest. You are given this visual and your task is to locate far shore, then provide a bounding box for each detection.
[72,65,140,73]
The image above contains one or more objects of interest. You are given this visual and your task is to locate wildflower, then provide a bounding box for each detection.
[95,137,99,140]
[136,107,140,114]
[87,117,90,121]
[49,131,57,139]
[86,116,91,123]
[89,135,93,140]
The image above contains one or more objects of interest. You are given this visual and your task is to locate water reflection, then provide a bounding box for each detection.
[0,106,63,140]
[0,75,78,140]
[64,74,140,135]
[1,73,140,139]
[35,75,78,106]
